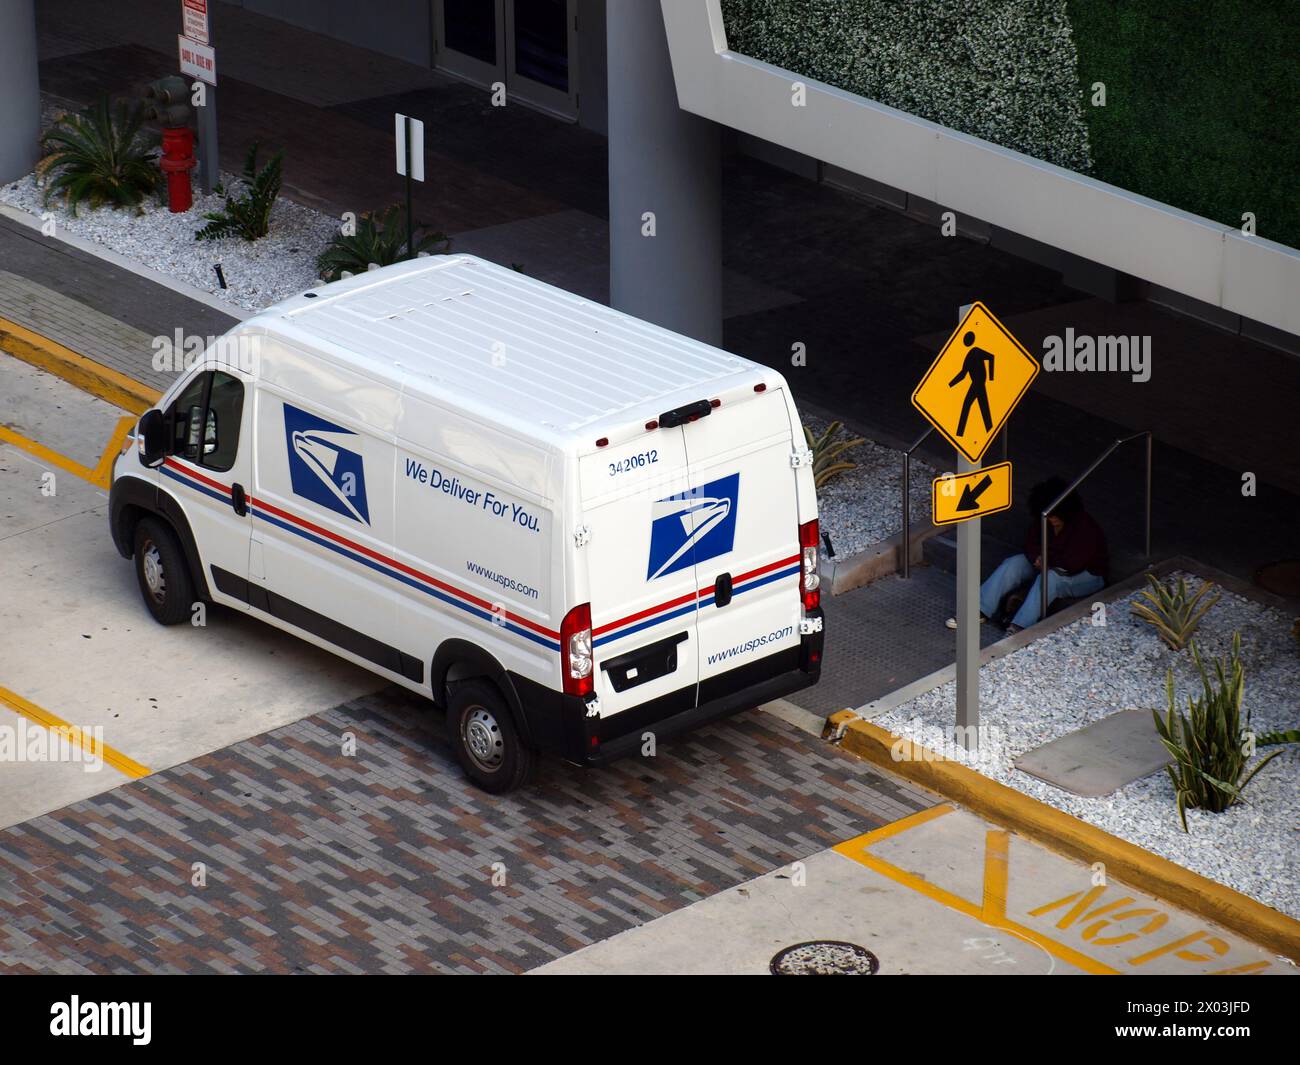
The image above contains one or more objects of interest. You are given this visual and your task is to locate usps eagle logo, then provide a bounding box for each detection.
[646,473,739,580]
[283,403,370,525]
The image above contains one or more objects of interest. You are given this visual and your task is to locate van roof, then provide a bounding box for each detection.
[244,256,772,446]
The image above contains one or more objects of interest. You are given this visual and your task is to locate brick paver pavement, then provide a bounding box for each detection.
[0,691,933,974]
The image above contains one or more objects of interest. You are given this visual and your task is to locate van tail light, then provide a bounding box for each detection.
[560,603,594,697]
[799,519,820,611]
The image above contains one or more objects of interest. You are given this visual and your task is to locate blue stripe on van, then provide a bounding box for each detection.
[252,508,560,652]
[593,564,801,648]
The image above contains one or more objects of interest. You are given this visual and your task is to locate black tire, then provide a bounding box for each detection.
[446,678,534,793]
[133,517,197,626]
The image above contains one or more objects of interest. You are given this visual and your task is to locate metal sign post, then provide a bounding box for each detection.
[196,86,218,196]
[395,113,425,260]
[953,304,978,750]
[911,301,1040,753]
[178,1,217,195]
[955,450,981,750]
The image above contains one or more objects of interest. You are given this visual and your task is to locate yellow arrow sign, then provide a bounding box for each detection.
[932,462,1013,526]
[912,302,1039,463]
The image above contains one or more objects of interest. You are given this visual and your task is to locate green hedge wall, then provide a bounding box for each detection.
[1067,0,1298,249]
[721,0,1093,170]
[722,0,1298,249]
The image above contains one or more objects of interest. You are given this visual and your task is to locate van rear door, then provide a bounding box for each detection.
[680,389,803,692]
[579,432,701,721]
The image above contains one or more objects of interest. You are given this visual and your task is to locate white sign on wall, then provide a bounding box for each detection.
[182,0,210,45]
[178,35,217,85]
[395,114,425,183]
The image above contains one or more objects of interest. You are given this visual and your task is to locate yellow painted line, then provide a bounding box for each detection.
[835,827,1119,975]
[835,802,955,851]
[0,685,150,780]
[0,415,134,491]
[981,829,1010,922]
[826,710,1300,963]
[0,316,160,414]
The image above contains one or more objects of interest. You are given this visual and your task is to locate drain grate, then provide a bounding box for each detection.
[770,940,879,975]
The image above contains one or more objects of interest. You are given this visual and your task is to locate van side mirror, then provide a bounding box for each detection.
[203,408,218,455]
[138,409,167,468]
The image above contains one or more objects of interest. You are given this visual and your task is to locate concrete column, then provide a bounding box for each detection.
[607,0,721,345]
[0,0,41,184]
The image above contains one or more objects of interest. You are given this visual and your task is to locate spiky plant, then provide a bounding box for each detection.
[1152,634,1281,831]
[195,143,284,241]
[315,205,450,281]
[1131,574,1219,651]
[36,96,162,213]
[803,421,866,489]
[1258,728,1300,747]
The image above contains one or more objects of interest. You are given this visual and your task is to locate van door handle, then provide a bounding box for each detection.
[231,482,248,517]
[714,572,733,607]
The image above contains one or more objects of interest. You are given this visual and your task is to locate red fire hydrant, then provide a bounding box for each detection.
[159,126,196,213]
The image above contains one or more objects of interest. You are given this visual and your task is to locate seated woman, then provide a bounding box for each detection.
[947,477,1108,634]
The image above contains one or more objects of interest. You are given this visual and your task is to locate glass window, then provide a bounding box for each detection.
[167,370,244,472]
[513,0,568,92]
[203,372,244,472]
[170,373,209,463]
[445,0,497,65]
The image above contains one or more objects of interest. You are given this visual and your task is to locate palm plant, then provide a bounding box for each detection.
[195,143,284,241]
[1131,573,1219,651]
[1152,634,1281,831]
[315,206,450,281]
[803,421,866,489]
[37,96,162,213]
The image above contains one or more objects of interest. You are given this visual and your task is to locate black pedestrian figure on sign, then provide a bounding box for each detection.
[949,331,995,436]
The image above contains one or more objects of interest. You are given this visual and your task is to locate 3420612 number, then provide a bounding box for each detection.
[608,450,658,477]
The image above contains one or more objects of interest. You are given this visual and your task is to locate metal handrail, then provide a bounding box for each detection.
[1039,430,1152,620]
[901,426,933,579]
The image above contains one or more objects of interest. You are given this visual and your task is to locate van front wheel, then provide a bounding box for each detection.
[446,679,534,793]
[133,517,196,626]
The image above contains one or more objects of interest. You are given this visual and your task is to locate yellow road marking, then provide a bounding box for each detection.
[835,805,1119,975]
[0,317,160,414]
[0,685,151,780]
[839,802,955,847]
[0,415,134,491]
[981,829,1010,922]
[837,830,1118,974]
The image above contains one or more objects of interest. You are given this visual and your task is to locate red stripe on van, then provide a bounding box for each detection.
[592,552,800,637]
[163,457,231,496]
[164,458,559,640]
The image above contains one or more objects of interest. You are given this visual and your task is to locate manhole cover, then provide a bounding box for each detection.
[770,941,879,975]
[1255,559,1300,599]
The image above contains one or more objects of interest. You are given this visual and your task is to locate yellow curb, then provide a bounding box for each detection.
[0,316,161,414]
[826,710,1300,963]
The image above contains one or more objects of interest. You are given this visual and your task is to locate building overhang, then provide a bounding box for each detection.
[660,1,1300,338]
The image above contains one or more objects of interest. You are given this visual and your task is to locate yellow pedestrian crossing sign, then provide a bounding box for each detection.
[911,302,1039,463]
[932,462,1013,526]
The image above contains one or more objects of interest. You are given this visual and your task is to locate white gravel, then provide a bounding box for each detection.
[0,99,339,312]
[1,169,338,313]
[803,415,936,558]
[874,573,1300,918]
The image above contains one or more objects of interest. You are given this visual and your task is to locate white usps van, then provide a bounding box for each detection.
[110,256,824,791]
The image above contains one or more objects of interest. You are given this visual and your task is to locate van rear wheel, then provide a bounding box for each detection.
[133,517,196,626]
[446,679,534,794]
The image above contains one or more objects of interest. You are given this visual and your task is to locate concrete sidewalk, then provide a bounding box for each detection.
[537,804,1294,975]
